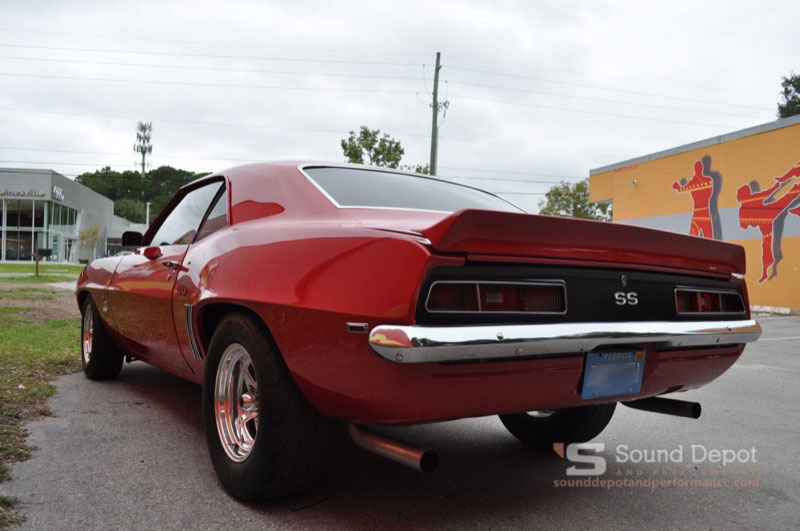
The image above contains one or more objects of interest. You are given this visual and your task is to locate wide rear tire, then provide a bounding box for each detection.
[202,312,333,501]
[80,296,124,380]
[499,403,617,448]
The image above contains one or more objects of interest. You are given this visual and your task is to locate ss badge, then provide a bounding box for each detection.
[614,291,639,306]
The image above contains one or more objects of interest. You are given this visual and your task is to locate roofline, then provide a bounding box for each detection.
[0,167,60,175]
[589,113,800,176]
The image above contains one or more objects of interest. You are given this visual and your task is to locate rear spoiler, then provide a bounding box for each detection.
[421,210,745,275]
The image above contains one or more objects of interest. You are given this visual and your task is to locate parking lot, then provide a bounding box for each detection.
[4,316,798,530]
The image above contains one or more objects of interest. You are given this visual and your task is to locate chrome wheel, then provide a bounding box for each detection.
[214,343,259,462]
[526,410,556,419]
[82,308,93,365]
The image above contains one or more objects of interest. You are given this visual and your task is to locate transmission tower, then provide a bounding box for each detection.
[133,121,153,178]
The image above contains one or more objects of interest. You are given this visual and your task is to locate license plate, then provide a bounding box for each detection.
[581,350,645,400]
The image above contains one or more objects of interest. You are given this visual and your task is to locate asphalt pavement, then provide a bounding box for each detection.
[3,316,799,530]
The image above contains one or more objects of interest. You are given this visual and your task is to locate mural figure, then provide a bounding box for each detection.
[736,163,800,282]
[672,157,722,239]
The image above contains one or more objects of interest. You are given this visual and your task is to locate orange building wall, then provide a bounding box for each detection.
[590,120,800,311]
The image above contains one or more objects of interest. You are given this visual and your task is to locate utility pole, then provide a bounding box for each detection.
[145,201,151,226]
[429,52,442,175]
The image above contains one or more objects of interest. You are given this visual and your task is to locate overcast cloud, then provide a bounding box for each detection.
[0,0,796,212]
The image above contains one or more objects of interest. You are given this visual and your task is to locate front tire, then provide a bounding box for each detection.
[80,296,124,380]
[499,403,617,448]
[202,312,332,501]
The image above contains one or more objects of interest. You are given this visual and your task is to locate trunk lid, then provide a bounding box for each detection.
[417,209,745,275]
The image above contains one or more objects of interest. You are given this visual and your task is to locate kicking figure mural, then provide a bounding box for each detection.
[736,163,800,283]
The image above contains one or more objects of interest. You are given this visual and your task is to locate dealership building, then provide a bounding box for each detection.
[0,168,144,262]
[590,114,800,312]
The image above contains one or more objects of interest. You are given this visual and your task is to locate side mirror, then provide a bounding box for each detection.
[122,231,143,247]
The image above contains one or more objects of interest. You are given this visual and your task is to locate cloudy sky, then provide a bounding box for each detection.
[0,0,796,212]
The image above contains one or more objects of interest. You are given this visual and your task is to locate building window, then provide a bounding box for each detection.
[18,199,33,227]
[34,200,45,228]
[6,199,19,226]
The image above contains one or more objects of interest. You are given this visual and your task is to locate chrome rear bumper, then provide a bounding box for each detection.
[368,319,762,364]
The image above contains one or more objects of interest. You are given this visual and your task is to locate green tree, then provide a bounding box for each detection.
[75,166,145,201]
[402,163,430,175]
[75,165,211,223]
[538,179,612,221]
[78,224,101,260]
[114,198,147,224]
[778,72,800,118]
[341,126,405,168]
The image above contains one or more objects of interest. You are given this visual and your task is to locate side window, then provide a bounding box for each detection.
[149,182,223,246]
[195,186,228,242]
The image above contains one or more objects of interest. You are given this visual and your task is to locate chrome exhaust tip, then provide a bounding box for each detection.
[347,423,439,473]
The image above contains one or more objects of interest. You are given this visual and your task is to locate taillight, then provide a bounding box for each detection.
[675,288,744,314]
[426,281,566,314]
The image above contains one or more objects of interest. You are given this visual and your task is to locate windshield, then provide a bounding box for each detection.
[303,166,524,213]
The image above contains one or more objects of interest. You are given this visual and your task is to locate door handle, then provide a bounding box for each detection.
[161,260,181,270]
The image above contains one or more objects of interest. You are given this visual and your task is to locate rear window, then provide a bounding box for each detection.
[303,166,523,213]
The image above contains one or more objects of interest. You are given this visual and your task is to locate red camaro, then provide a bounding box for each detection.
[76,162,761,500]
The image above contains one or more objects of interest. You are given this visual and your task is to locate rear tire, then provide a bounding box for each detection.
[202,312,333,501]
[499,403,617,448]
[81,296,124,380]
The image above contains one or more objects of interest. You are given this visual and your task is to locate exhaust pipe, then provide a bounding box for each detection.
[623,397,701,419]
[347,423,439,472]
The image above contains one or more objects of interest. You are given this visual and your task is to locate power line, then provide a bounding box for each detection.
[3,69,749,128]
[445,54,773,95]
[444,174,574,184]
[0,143,588,181]
[0,106,371,135]
[0,72,420,95]
[493,193,545,197]
[2,71,741,130]
[0,55,424,81]
[0,160,141,166]
[0,28,768,97]
[0,106,614,159]
[0,146,267,163]
[0,54,769,121]
[439,166,577,178]
[438,137,618,158]
[0,27,769,98]
[0,43,423,67]
[448,93,741,128]
[0,27,430,58]
[447,80,769,119]
[445,65,767,110]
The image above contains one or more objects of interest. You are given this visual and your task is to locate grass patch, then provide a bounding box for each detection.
[0,264,84,275]
[0,275,76,285]
[0,287,80,528]
[0,496,24,528]
[0,288,58,301]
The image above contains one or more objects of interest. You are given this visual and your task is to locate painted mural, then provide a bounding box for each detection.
[671,156,722,240]
[589,117,800,310]
[672,158,800,283]
[736,163,800,282]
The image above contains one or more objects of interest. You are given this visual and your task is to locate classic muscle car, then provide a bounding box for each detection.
[76,162,761,500]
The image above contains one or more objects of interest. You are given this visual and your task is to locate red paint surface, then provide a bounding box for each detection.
[77,162,754,425]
